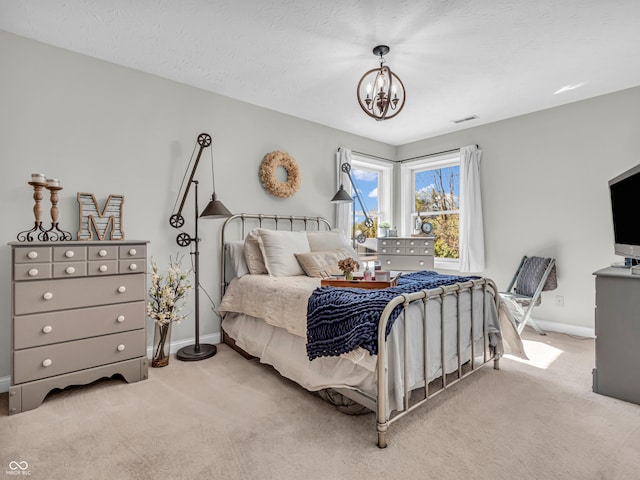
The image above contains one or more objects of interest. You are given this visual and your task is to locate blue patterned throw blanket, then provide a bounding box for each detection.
[306,271,479,360]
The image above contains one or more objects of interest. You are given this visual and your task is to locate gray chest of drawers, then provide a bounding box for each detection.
[377,236,435,271]
[9,240,149,414]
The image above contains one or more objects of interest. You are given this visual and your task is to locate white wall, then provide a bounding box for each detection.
[0,31,395,381]
[2,29,639,386]
[397,86,640,334]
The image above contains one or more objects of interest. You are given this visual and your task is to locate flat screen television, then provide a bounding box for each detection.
[609,163,640,260]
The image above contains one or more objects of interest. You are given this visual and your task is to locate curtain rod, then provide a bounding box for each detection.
[399,144,479,163]
[351,150,395,163]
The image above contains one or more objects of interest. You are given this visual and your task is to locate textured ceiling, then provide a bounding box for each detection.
[1,0,640,146]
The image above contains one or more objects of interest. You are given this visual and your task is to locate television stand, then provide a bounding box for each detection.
[592,267,640,405]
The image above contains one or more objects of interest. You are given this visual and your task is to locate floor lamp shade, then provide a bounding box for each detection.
[200,193,232,218]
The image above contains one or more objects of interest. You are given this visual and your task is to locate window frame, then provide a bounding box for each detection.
[349,154,393,263]
[401,151,461,271]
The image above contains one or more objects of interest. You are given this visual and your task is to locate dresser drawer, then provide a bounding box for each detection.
[378,238,405,248]
[53,246,87,262]
[14,273,146,315]
[405,246,432,256]
[405,238,433,248]
[379,254,434,271]
[88,246,118,260]
[120,258,145,274]
[14,247,52,264]
[119,244,146,259]
[14,263,52,281]
[53,262,87,278]
[380,246,406,255]
[13,329,146,384]
[88,260,118,276]
[14,301,146,349]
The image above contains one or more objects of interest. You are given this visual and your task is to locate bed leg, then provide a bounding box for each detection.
[493,357,500,370]
[377,422,388,448]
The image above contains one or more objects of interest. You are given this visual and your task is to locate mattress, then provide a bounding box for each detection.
[220,275,502,414]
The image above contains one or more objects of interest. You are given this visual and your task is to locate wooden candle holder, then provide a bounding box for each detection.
[44,185,72,241]
[17,181,49,242]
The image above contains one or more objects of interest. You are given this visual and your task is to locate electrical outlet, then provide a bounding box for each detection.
[555,295,564,307]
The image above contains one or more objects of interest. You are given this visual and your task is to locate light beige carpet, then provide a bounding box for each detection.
[1,330,639,480]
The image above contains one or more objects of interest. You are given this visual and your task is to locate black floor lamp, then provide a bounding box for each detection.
[169,133,232,361]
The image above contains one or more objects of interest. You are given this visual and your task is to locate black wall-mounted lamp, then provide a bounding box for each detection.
[169,133,231,361]
[331,163,374,247]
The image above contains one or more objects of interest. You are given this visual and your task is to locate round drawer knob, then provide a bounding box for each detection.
[395,249,401,253]
[27,251,38,259]
[65,250,75,258]
[66,266,76,274]
[42,325,53,334]
[419,260,425,266]
[99,249,107,257]
[42,359,52,367]
[117,315,125,323]
[28,268,39,277]
[409,249,415,254]
[99,265,108,272]
[43,292,53,300]
[117,344,126,352]
[118,286,126,293]
[386,260,391,265]
[129,263,138,271]
[128,248,137,256]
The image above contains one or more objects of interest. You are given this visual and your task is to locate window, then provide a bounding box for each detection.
[349,155,392,264]
[401,152,461,270]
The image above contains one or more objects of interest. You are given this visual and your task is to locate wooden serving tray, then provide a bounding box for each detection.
[320,274,399,290]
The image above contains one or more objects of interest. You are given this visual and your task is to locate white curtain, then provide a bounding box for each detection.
[335,147,352,240]
[459,145,485,273]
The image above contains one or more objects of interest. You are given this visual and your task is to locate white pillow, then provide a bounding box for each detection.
[244,229,268,275]
[306,229,361,263]
[225,241,249,278]
[256,228,310,276]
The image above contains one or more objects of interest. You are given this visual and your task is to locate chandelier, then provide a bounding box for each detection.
[357,45,406,121]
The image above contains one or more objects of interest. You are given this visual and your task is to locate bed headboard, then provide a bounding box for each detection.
[220,213,332,296]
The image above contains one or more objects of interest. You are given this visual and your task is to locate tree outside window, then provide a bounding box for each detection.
[414,165,460,259]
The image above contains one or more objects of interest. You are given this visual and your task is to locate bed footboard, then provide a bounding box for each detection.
[375,278,500,448]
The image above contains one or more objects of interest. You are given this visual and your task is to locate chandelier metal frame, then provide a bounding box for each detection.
[357,45,406,121]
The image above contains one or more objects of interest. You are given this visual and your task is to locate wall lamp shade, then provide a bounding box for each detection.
[200,193,232,218]
[330,184,354,203]
[357,45,406,121]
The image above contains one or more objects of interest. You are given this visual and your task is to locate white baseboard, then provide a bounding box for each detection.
[0,333,223,394]
[0,375,9,394]
[530,319,595,338]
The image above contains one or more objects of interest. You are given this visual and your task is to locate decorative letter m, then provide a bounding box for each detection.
[77,192,125,240]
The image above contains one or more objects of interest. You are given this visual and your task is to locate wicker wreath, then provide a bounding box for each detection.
[259,151,301,198]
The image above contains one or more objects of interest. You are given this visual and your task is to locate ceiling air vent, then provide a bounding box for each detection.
[451,115,479,124]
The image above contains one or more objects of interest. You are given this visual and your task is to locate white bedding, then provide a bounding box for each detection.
[219,274,516,414]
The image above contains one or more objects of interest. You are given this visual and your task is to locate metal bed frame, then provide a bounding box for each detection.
[219,213,500,448]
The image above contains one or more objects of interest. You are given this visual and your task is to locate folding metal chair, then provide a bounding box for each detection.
[500,256,557,335]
